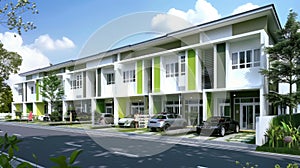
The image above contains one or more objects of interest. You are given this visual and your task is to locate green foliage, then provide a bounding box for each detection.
[0,84,13,113]
[50,111,62,122]
[260,10,300,121]
[0,133,24,168]
[265,120,300,149]
[39,73,64,113]
[0,133,82,167]
[272,113,300,128]
[50,149,82,168]
[0,0,38,35]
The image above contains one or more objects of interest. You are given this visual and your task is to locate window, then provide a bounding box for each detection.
[231,49,260,69]
[18,88,23,95]
[131,102,144,114]
[166,63,179,77]
[123,70,135,83]
[180,55,185,75]
[71,74,82,89]
[105,73,115,85]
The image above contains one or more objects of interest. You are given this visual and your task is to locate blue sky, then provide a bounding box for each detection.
[0,0,299,80]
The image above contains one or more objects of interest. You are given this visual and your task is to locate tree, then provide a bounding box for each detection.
[260,10,300,122]
[0,0,38,35]
[39,73,64,114]
[0,83,13,113]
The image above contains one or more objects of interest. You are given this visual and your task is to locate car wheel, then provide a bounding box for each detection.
[130,122,135,128]
[220,126,225,137]
[182,122,187,128]
[234,125,240,133]
[162,124,170,132]
[196,127,201,135]
[150,128,156,132]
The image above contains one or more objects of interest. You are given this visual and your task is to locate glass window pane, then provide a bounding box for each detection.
[240,52,245,64]
[254,49,260,61]
[232,53,238,64]
[246,50,252,63]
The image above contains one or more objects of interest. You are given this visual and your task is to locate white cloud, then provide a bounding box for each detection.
[151,0,221,33]
[0,32,51,86]
[231,3,260,15]
[31,34,75,51]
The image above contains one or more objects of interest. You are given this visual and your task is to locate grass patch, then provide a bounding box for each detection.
[116,128,148,133]
[47,121,91,126]
[256,145,300,156]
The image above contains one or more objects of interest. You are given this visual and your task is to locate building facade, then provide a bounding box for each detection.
[12,5,281,130]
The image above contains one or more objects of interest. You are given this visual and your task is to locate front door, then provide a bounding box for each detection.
[240,104,259,130]
[188,105,203,125]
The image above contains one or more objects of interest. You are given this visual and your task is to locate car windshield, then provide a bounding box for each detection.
[124,115,134,118]
[152,115,167,119]
[206,117,225,123]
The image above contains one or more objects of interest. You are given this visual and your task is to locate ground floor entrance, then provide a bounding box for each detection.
[240,103,260,130]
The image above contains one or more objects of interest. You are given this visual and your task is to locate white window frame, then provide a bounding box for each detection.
[105,73,115,85]
[166,62,179,77]
[123,70,135,83]
[232,48,260,69]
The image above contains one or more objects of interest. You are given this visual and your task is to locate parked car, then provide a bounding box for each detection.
[118,114,135,127]
[148,113,187,131]
[99,113,114,125]
[196,116,240,137]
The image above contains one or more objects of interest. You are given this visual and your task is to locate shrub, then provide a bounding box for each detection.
[272,113,300,128]
[4,115,12,120]
[50,111,62,122]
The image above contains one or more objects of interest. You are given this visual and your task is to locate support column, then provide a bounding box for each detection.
[148,95,153,116]
[91,98,96,125]
[113,97,119,125]
[202,92,207,121]
[62,101,67,121]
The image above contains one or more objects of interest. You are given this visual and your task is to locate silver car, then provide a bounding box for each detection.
[148,113,187,131]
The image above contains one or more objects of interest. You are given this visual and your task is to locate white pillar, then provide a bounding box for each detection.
[113,97,119,125]
[62,100,67,121]
[149,95,153,116]
[91,98,96,125]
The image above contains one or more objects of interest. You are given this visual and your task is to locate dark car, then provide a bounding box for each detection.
[196,116,240,137]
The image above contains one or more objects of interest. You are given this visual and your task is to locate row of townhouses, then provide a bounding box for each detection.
[12,5,282,135]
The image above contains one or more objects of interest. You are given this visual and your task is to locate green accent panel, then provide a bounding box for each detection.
[36,80,39,101]
[153,57,160,93]
[26,103,33,113]
[217,43,226,88]
[137,60,143,94]
[118,98,127,118]
[232,16,267,35]
[36,103,44,116]
[15,104,21,112]
[188,50,196,90]
[96,99,105,113]
[153,96,162,114]
[206,93,212,119]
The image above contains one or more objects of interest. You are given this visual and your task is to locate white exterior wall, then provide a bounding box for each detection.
[227,38,262,88]
[26,82,35,102]
[161,55,179,93]
[200,26,232,43]
[115,62,136,97]
[101,67,114,97]
[13,84,23,102]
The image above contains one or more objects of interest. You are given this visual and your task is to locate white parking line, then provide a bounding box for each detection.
[113,151,139,158]
[65,142,82,148]
[32,137,44,140]
[12,133,22,137]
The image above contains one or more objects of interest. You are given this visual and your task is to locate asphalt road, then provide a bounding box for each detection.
[0,122,299,168]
